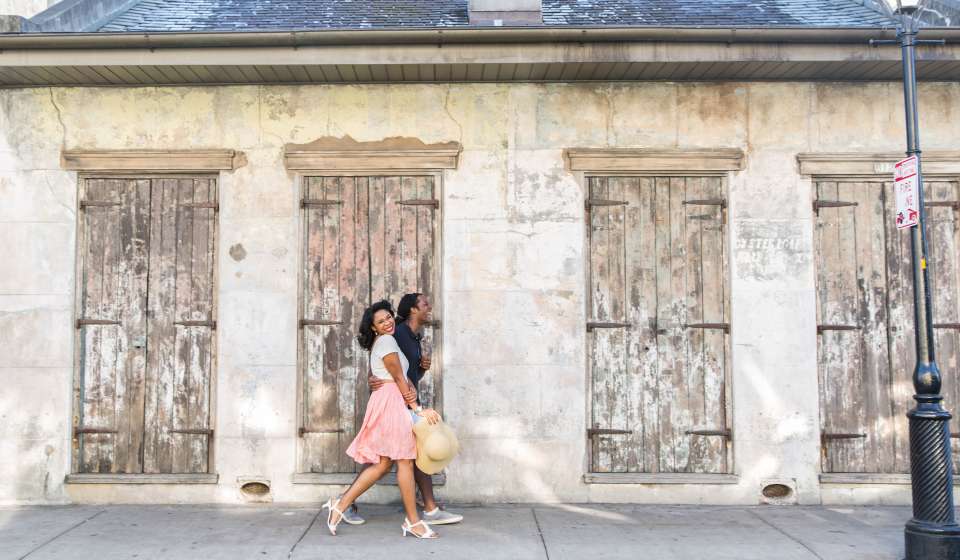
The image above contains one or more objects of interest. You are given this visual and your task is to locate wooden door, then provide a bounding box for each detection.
[299,175,439,473]
[815,179,960,473]
[587,176,731,474]
[75,177,216,474]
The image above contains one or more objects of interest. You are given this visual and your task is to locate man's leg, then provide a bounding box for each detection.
[415,465,438,511]
[416,465,463,525]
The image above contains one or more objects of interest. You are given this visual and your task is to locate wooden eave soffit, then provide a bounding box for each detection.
[284,137,462,172]
[564,148,745,173]
[62,149,241,172]
[797,152,960,176]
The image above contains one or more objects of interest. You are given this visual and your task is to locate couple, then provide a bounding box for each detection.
[322,293,463,539]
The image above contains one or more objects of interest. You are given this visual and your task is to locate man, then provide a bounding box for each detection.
[349,292,463,526]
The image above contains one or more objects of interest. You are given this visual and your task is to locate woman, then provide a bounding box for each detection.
[322,300,443,539]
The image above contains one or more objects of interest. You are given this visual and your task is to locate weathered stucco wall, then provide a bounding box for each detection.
[1,82,959,506]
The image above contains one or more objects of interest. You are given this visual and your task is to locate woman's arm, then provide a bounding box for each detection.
[382,353,418,405]
[382,352,440,424]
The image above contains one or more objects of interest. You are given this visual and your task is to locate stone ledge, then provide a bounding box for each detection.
[564,148,745,173]
[65,473,219,484]
[292,472,446,486]
[820,473,960,485]
[584,473,739,485]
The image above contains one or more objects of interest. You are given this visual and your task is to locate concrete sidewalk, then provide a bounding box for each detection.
[0,504,919,560]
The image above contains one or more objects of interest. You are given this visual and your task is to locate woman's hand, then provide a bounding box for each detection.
[402,385,418,405]
[416,408,441,425]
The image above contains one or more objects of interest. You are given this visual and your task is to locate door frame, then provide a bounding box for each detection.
[292,169,445,478]
[70,172,221,477]
[579,170,734,478]
[799,151,960,482]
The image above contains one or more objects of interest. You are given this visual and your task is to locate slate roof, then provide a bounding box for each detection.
[98,0,893,32]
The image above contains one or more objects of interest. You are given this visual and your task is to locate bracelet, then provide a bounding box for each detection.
[414,405,423,413]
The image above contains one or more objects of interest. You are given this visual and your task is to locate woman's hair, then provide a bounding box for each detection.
[357,300,394,350]
[396,292,422,323]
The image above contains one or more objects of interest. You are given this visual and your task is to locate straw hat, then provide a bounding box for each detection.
[413,419,460,475]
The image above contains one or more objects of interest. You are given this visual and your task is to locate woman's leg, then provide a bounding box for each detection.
[333,457,392,523]
[397,459,432,536]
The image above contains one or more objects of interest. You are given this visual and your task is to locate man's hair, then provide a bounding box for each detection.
[396,293,422,323]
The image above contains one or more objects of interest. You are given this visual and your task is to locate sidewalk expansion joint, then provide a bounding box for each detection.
[746,509,825,560]
[531,508,552,560]
[288,508,323,558]
[19,509,106,560]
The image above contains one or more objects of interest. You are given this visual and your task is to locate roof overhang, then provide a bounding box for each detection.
[1,26,959,86]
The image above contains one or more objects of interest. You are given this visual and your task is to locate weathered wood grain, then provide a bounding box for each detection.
[77,176,214,476]
[926,181,960,473]
[813,180,960,475]
[300,174,439,474]
[588,175,729,474]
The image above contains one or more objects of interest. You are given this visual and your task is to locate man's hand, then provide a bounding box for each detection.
[420,355,432,371]
[368,374,386,391]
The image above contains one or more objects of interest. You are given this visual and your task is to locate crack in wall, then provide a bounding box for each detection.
[47,88,66,150]
[444,85,465,146]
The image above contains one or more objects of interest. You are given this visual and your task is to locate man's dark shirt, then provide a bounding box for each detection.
[394,321,425,389]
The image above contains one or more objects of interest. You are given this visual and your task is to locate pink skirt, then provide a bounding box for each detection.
[346,383,416,464]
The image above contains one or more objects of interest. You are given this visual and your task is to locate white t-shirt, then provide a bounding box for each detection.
[370,334,409,380]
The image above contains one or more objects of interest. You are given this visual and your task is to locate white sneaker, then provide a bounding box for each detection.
[340,502,365,525]
[422,507,463,525]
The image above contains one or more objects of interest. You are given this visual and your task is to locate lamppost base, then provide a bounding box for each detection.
[905,520,960,560]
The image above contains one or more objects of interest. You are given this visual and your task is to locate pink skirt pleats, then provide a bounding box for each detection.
[346,383,416,464]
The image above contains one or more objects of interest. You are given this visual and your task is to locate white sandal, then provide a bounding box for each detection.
[322,497,345,536]
[402,518,438,539]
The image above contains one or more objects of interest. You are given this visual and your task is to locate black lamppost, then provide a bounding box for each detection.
[875,1,960,558]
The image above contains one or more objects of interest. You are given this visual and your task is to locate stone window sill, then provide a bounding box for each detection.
[584,473,739,484]
[65,474,219,484]
[293,472,446,486]
[821,473,960,485]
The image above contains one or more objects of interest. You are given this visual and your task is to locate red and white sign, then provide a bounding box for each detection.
[894,155,920,230]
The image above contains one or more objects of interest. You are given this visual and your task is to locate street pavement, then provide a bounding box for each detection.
[0,503,922,559]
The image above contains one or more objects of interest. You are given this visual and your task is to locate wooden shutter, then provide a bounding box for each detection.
[587,176,730,474]
[76,179,151,473]
[75,177,216,475]
[142,178,217,474]
[815,179,960,474]
[299,175,439,474]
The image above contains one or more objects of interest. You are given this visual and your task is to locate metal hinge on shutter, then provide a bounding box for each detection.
[585,198,628,210]
[174,320,216,329]
[817,324,861,334]
[299,319,342,329]
[934,323,960,330]
[813,200,857,215]
[75,318,121,328]
[684,322,730,333]
[587,321,631,331]
[926,201,960,208]
[821,432,866,441]
[180,201,219,212]
[685,428,732,439]
[683,198,727,224]
[298,427,345,437]
[170,428,214,437]
[587,427,633,437]
[301,199,342,208]
[73,426,118,435]
[398,199,440,208]
[79,200,120,209]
